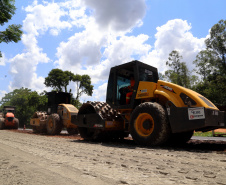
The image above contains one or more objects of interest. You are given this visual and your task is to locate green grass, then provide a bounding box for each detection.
[193,131,226,137]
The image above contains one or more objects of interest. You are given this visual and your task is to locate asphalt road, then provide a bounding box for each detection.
[191,136,226,141]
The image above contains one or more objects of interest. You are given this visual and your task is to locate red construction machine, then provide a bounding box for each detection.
[0,106,19,129]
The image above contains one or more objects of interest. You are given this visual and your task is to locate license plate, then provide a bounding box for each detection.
[188,107,205,120]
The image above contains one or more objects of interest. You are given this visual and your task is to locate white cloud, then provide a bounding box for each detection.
[84,0,146,32]
[0,90,7,102]
[8,0,148,93]
[142,19,206,73]
[8,0,82,92]
[54,0,149,83]
[92,82,107,101]
[9,49,49,92]
[56,26,105,69]
[24,1,72,36]
[56,29,151,83]
[0,53,6,66]
[103,34,151,64]
[79,82,107,102]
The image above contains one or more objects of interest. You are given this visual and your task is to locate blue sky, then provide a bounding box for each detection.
[0,0,226,102]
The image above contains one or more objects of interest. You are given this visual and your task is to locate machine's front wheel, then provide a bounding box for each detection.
[46,114,63,135]
[130,102,170,146]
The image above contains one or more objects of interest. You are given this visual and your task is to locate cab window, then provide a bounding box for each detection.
[116,75,131,105]
[139,67,158,82]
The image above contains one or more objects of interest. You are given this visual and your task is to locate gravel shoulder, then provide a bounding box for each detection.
[0,130,226,185]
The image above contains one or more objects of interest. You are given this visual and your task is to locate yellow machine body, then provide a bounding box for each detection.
[30,118,40,126]
[30,104,78,130]
[72,60,225,144]
[136,80,218,110]
[57,104,78,128]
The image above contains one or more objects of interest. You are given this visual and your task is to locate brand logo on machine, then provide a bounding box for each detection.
[160,85,176,93]
[188,107,205,120]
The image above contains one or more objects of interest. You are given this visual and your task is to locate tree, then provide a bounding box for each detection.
[193,20,226,106]
[158,72,165,80]
[0,88,47,127]
[73,74,93,101]
[0,0,23,57]
[193,50,217,82]
[165,50,196,88]
[205,19,226,72]
[44,69,94,105]
[44,69,70,92]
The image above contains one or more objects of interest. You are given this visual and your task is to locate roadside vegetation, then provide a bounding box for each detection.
[194,131,226,137]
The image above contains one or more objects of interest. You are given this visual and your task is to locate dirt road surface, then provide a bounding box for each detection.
[0,130,225,185]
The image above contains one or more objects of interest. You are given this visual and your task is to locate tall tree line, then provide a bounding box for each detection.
[194,19,226,106]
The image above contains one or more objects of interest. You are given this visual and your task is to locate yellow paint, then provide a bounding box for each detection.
[134,80,218,110]
[156,80,218,109]
[118,109,132,122]
[30,118,40,126]
[135,113,154,137]
[58,104,78,128]
[136,81,157,99]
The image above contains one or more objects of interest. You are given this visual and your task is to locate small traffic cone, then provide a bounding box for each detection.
[23,124,26,130]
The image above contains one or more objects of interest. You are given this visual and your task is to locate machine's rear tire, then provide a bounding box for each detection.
[0,118,5,130]
[46,114,62,135]
[167,130,194,145]
[130,102,170,146]
[67,127,78,135]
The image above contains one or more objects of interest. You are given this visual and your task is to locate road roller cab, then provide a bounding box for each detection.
[106,60,159,109]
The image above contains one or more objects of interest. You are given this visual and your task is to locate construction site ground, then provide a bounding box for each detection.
[0,129,225,185]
